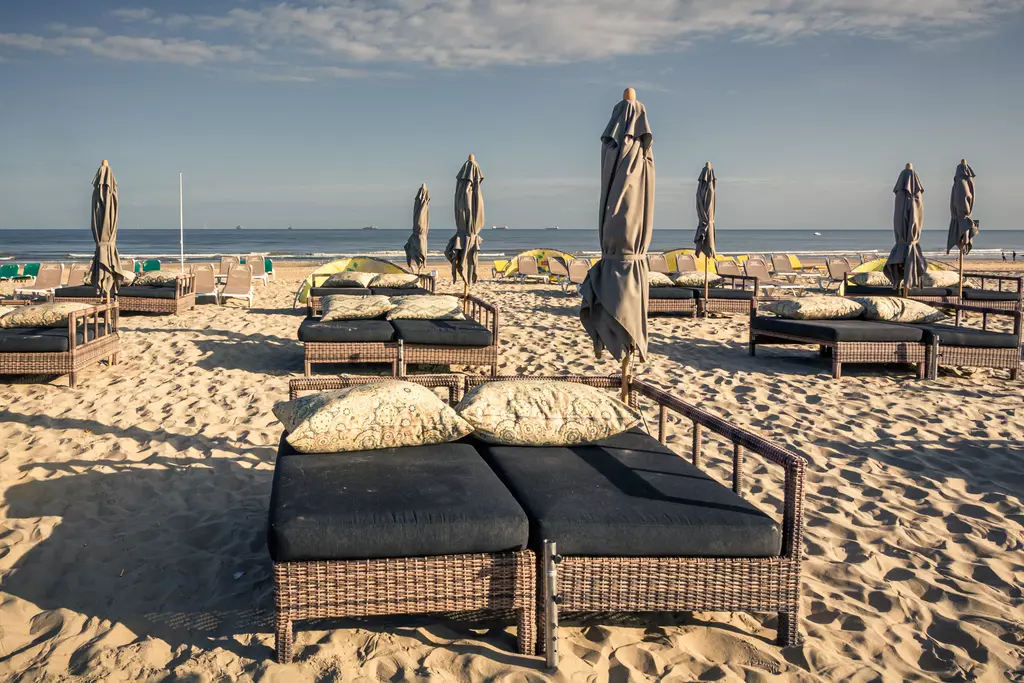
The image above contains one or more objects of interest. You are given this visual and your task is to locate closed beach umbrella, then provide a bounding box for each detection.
[694,162,716,300]
[404,183,430,272]
[884,163,927,295]
[445,155,484,294]
[90,159,128,298]
[947,160,978,302]
[580,87,655,397]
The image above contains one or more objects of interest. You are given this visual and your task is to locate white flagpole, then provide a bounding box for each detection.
[179,171,184,272]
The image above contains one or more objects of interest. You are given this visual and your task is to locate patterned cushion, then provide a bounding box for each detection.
[322,272,376,288]
[849,271,892,287]
[0,306,16,317]
[320,295,394,322]
[387,295,465,321]
[134,271,179,287]
[273,380,473,454]
[851,297,949,324]
[921,271,961,288]
[674,272,723,287]
[767,296,864,320]
[0,302,94,329]
[648,272,676,287]
[371,273,420,288]
[456,380,642,447]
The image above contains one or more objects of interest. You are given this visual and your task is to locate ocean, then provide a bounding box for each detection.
[1,228,1022,263]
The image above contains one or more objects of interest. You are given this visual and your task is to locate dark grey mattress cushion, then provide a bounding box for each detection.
[309,287,373,298]
[845,285,953,297]
[960,288,1021,302]
[391,319,492,347]
[268,436,529,561]
[909,323,1018,348]
[0,326,108,353]
[752,316,925,343]
[370,287,429,297]
[648,287,695,300]
[685,287,755,300]
[474,430,782,558]
[54,285,102,298]
[297,318,395,343]
[119,285,179,299]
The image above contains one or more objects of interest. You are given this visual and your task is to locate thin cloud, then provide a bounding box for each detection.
[0,31,254,65]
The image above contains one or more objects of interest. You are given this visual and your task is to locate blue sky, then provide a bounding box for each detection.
[2,0,1023,232]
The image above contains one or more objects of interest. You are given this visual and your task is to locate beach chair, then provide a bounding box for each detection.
[15,264,64,299]
[12,263,40,282]
[549,256,569,284]
[247,254,269,286]
[771,254,800,283]
[0,264,20,281]
[743,260,800,296]
[66,263,90,287]
[221,264,254,307]
[142,259,161,272]
[517,255,545,283]
[648,253,670,274]
[818,258,853,291]
[265,258,275,281]
[217,256,240,283]
[562,258,590,295]
[675,254,698,273]
[120,259,137,276]
[716,260,741,277]
[192,264,220,304]
[491,259,510,279]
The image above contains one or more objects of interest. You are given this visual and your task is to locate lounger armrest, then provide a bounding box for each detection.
[630,379,807,560]
[288,374,463,403]
[67,301,119,351]
[930,302,1022,339]
[176,274,196,297]
[464,294,499,341]
[417,273,437,294]
[961,272,1023,294]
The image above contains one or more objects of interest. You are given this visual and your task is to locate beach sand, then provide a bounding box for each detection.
[1,261,1023,681]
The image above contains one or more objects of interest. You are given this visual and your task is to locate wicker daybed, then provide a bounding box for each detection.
[649,274,759,317]
[267,374,807,667]
[842,272,1023,313]
[306,271,437,313]
[0,301,121,387]
[54,274,197,315]
[300,294,500,376]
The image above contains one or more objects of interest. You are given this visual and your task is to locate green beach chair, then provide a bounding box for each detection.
[143,259,161,272]
[265,258,275,281]
[0,263,19,281]
[12,263,40,281]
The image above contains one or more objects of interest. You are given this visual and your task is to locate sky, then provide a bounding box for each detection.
[1,0,1023,232]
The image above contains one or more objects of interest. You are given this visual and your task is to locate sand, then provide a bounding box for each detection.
[1,261,1023,682]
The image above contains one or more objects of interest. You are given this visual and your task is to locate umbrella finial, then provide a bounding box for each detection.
[623,87,636,101]
[906,162,913,170]
[468,153,475,162]
[101,159,108,166]
[705,161,711,168]
[961,158,967,165]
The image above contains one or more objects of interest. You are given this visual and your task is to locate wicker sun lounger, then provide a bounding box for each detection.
[0,301,121,387]
[649,275,760,318]
[270,374,537,664]
[921,303,1021,379]
[54,274,197,315]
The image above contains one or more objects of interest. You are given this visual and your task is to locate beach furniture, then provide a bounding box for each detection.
[771,254,800,282]
[0,264,19,281]
[269,374,536,664]
[66,263,89,287]
[562,258,590,295]
[12,263,40,282]
[246,254,270,286]
[265,258,275,281]
[798,256,827,275]
[307,271,436,313]
[220,264,254,308]
[191,264,220,304]
[54,273,197,315]
[716,260,742,277]
[516,255,546,283]
[217,256,240,283]
[743,260,801,296]
[843,272,1022,318]
[120,259,137,275]
[648,253,671,274]
[142,259,161,272]
[0,301,120,387]
[491,259,510,278]
[675,254,698,272]
[817,258,853,291]
[301,294,499,376]
[548,256,569,284]
[15,264,64,299]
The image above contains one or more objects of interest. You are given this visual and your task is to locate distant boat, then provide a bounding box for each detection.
[491,225,508,230]
[546,226,560,230]
[363,225,378,230]
[287,225,293,230]
[813,232,822,236]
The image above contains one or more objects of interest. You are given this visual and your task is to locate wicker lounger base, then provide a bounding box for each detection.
[0,333,120,387]
[274,551,537,663]
[648,299,698,317]
[702,298,754,316]
[56,294,196,315]
[936,346,1020,379]
[303,341,400,375]
[402,344,499,376]
[750,330,929,380]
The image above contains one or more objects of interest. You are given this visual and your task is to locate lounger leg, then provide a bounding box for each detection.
[304,359,312,376]
[517,590,536,656]
[777,610,802,647]
[818,345,828,357]
[1011,366,1019,381]
[543,540,561,670]
[831,358,842,380]
[917,362,926,380]
[748,340,756,356]
[275,617,294,663]
[68,372,77,387]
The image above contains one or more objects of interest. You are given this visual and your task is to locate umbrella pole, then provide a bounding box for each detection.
[703,257,710,313]
[956,249,965,326]
[620,352,632,403]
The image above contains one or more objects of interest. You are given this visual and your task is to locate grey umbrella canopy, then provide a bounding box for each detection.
[404,183,430,272]
[580,89,655,366]
[445,156,484,289]
[947,160,978,255]
[90,160,128,297]
[694,163,717,298]
[884,164,927,293]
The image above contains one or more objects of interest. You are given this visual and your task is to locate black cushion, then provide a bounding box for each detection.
[119,285,179,299]
[960,288,1021,302]
[54,285,101,298]
[268,437,529,561]
[475,430,781,558]
[0,326,108,353]
[370,287,430,297]
[845,285,953,297]
[297,318,395,343]
[685,287,755,300]
[752,316,925,343]
[391,319,492,347]
[309,287,373,298]
[648,287,695,300]
[909,323,1019,348]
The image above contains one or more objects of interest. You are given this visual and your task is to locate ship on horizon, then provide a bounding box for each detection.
[491,225,508,230]
[363,225,378,230]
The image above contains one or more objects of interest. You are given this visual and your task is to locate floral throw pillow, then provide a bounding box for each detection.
[920,271,961,288]
[0,302,95,328]
[456,380,642,446]
[648,272,676,287]
[274,380,473,453]
[320,295,394,321]
[767,296,864,320]
[386,295,465,320]
[322,272,376,288]
[134,271,180,287]
[850,297,948,324]
[371,273,420,288]
[674,272,723,287]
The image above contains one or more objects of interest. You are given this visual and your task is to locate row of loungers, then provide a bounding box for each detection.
[269,374,807,667]
[0,300,121,386]
[649,274,759,316]
[843,272,1023,314]
[301,274,500,375]
[749,301,1022,380]
[53,274,197,315]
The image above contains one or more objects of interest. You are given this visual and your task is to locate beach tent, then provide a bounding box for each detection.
[293,256,411,306]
